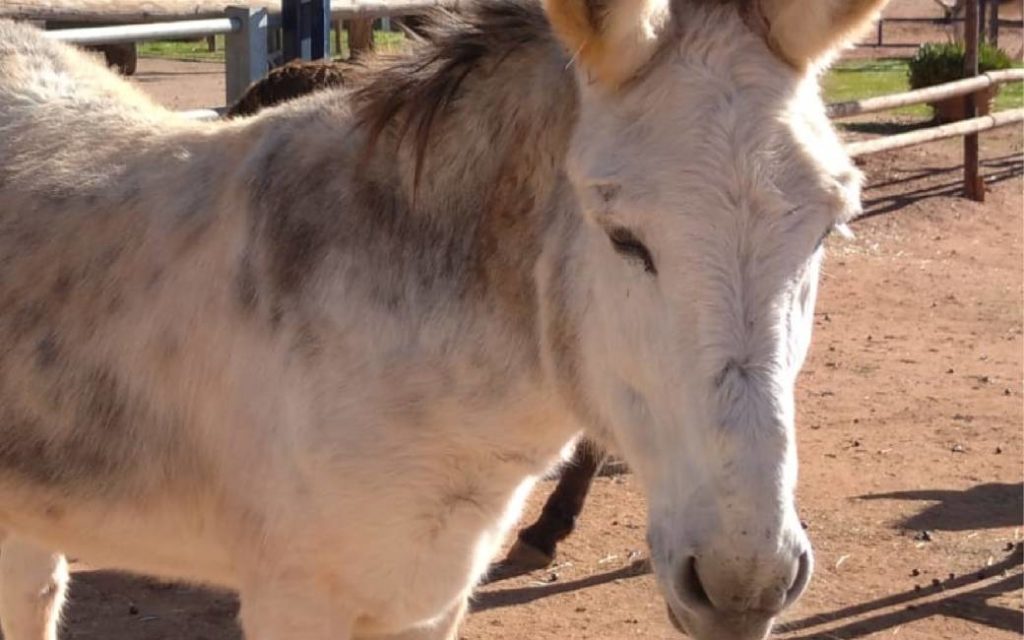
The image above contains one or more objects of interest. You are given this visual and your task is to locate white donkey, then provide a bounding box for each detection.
[0,0,883,638]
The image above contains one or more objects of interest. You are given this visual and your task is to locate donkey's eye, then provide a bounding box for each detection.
[608,227,656,275]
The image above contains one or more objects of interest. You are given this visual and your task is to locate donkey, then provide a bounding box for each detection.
[229,59,606,573]
[0,0,881,638]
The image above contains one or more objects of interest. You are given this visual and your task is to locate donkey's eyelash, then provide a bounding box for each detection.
[608,227,657,275]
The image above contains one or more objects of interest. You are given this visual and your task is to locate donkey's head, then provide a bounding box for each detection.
[545,0,884,637]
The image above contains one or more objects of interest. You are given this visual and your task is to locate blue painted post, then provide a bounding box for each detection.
[282,0,331,62]
[225,7,269,104]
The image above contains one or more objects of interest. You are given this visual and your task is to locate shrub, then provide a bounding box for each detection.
[908,41,1014,90]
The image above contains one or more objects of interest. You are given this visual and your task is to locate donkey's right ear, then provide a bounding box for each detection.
[754,0,888,69]
[544,0,672,89]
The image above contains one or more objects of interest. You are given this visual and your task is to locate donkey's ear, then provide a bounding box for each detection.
[756,0,887,68]
[545,0,671,88]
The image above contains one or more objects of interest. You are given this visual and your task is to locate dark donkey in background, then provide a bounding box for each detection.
[230,60,610,573]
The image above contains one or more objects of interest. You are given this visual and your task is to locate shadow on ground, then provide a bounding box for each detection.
[63,570,239,640]
[777,546,1023,639]
[471,559,651,613]
[859,152,1024,218]
[860,482,1023,532]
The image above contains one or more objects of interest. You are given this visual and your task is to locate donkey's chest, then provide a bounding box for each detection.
[346,463,543,631]
[309,386,579,629]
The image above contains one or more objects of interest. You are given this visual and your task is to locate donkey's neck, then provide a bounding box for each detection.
[241,2,580,382]
[346,2,579,342]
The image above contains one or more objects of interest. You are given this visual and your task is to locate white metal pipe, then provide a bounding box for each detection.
[44,17,238,45]
[177,108,224,120]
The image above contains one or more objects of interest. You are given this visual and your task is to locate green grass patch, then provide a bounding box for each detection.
[138,35,226,62]
[823,57,1024,119]
[138,30,406,63]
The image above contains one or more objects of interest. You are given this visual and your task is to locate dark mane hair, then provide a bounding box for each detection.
[352,0,555,184]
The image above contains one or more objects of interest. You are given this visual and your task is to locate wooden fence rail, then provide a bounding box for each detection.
[846,108,1024,157]
[827,69,1024,118]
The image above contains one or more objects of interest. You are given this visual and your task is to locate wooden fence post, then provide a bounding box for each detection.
[963,0,984,201]
[989,0,999,46]
[346,17,374,58]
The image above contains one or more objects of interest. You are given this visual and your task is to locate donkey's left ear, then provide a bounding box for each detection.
[544,0,672,88]
[755,0,888,69]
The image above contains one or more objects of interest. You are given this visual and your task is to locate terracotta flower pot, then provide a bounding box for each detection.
[930,85,998,123]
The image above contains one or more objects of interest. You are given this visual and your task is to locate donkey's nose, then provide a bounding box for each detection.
[675,549,811,617]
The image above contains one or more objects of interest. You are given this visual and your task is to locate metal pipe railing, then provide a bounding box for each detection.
[44,17,239,45]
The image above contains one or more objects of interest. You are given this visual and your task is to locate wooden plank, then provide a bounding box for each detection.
[964,0,983,201]
[0,0,457,23]
[845,108,1024,157]
[346,16,373,57]
[827,69,1024,119]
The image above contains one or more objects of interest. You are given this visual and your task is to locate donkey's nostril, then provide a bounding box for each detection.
[783,551,813,609]
[675,556,713,611]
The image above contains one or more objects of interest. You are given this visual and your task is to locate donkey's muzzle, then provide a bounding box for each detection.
[666,547,812,639]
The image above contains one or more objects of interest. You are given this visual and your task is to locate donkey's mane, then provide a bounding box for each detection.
[352,0,555,182]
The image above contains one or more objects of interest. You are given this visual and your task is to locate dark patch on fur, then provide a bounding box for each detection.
[290,321,323,359]
[35,332,59,369]
[9,301,49,338]
[106,292,124,315]
[267,217,326,294]
[239,0,574,328]
[51,269,75,301]
[246,140,338,299]
[269,305,284,331]
[0,357,197,495]
[234,254,259,314]
[146,267,164,291]
[77,366,130,439]
[0,364,130,490]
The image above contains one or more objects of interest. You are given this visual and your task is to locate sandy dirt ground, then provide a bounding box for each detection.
[16,1,1024,639]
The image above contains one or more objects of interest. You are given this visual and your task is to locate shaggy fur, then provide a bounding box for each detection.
[0,1,881,638]
[228,54,606,572]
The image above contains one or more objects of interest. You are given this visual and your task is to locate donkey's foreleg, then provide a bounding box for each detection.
[0,536,69,640]
[502,439,607,570]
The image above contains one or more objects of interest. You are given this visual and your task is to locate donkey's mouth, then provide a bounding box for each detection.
[666,603,687,633]
[664,601,775,640]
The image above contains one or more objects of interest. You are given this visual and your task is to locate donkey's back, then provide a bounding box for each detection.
[0,20,264,574]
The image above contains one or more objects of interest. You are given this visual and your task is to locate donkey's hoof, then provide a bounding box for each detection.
[484,541,555,583]
[504,539,555,569]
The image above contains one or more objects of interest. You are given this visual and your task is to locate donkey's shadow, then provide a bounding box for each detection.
[61,569,241,640]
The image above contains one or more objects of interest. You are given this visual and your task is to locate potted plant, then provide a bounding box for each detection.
[908,41,1013,123]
